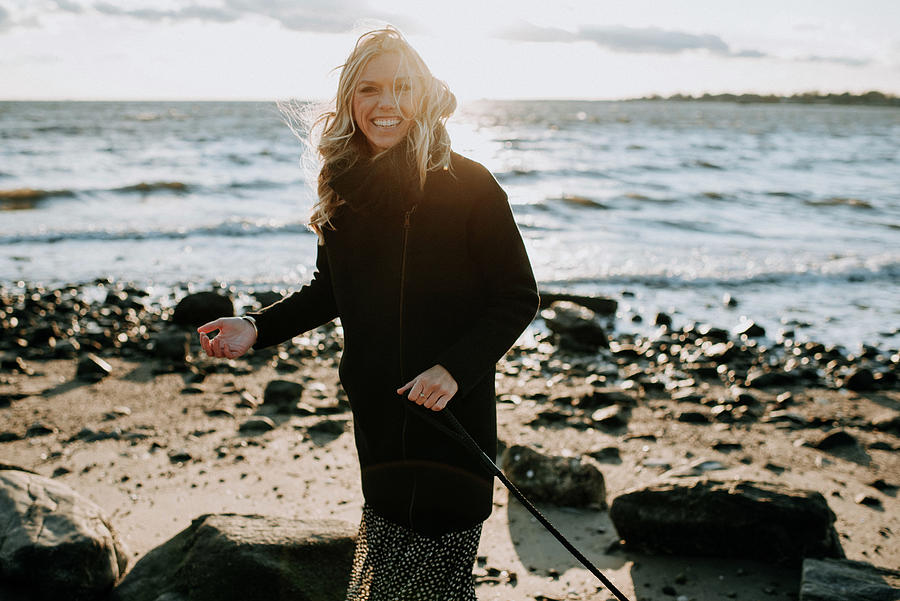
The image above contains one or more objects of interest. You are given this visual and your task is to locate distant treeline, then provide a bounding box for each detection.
[631,91,900,106]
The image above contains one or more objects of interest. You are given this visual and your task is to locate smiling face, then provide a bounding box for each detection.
[352,52,417,154]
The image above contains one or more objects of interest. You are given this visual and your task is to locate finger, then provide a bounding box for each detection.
[211,336,224,358]
[431,395,448,411]
[196,319,222,334]
[397,381,412,395]
[409,381,427,403]
[223,341,232,358]
[200,333,210,355]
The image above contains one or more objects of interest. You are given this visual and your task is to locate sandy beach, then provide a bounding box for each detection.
[1,281,898,600]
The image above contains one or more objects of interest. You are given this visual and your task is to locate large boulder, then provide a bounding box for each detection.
[110,513,357,601]
[172,291,234,328]
[609,478,843,564]
[800,558,900,601]
[0,466,129,600]
[540,301,609,351]
[500,444,606,509]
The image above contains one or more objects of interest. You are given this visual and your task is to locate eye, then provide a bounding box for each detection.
[359,85,377,94]
[395,81,412,93]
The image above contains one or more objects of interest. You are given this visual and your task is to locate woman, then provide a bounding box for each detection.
[197,26,539,600]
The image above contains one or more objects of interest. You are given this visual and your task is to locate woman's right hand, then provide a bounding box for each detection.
[197,317,257,359]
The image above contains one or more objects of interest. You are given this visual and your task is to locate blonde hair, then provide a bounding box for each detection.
[278,25,457,243]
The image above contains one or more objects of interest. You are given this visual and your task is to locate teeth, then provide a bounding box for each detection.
[373,118,401,127]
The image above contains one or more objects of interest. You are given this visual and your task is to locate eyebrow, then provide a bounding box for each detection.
[357,76,414,85]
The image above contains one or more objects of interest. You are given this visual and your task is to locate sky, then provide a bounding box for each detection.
[1,0,899,101]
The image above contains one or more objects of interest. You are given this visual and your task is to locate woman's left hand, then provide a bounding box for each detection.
[397,364,458,411]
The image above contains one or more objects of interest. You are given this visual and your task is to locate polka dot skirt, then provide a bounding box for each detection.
[345,503,483,601]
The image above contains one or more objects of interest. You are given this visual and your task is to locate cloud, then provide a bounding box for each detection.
[35,0,417,34]
[92,2,240,23]
[497,22,769,58]
[799,54,872,67]
[51,0,84,13]
[0,5,10,32]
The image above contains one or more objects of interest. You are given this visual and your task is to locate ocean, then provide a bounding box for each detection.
[1,100,898,350]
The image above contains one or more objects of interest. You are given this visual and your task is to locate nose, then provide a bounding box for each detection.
[377,88,396,110]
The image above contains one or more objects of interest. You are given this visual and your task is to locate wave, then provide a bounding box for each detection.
[493,167,608,182]
[539,259,900,290]
[804,196,874,209]
[0,218,314,245]
[113,181,191,194]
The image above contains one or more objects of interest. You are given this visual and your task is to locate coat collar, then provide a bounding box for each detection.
[327,137,423,216]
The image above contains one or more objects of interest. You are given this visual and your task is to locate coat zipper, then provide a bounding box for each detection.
[399,203,418,529]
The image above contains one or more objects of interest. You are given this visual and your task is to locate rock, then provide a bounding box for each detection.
[571,388,634,410]
[654,312,672,327]
[25,421,57,437]
[76,353,112,381]
[585,446,620,462]
[733,320,765,337]
[108,513,356,601]
[151,328,190,363]
[871,412,900,433]
[171,291,234,328]
[799,558,900,601]
[813,430,858,450]
[0,431,23,442]
[843,367,876,391]
[540,301,609,351]
[168,449,193,463]
[263,379,304,408]
[677,410,710,424]
[0,466,128,599]
[591,404,629,428]
[238,416,277,434]
[500,444,606,509]
[854,493,882,508]
[306,418,348,436]
[745,367,796,388]
[205,407,236,418]
[609,478,843,564]
[538,291,617,316]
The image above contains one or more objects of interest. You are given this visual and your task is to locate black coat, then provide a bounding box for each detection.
[246,144,540,537]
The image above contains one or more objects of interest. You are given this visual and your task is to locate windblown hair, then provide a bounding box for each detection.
[279,25,457,243]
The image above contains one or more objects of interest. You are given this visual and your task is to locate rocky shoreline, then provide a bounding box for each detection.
[1,278,898,600]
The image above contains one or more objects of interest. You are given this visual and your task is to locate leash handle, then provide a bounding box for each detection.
[405,404,631,601]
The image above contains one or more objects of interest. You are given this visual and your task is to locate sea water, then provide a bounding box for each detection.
[1,100,898,349]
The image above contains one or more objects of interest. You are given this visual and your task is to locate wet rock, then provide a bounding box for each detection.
[239,416,277,434]
[654,312,672,327]
[171,291,234,328]
[799,558,899,601]
[500,444,606,509]
[263,379,304,409]
[540,301,609,351]
[0,431,23,442]
[108,513,356,601]
[734,320,765,337]
[0,465,128,599]
[538,292,617,316]
[76,353,112,381]
[744,367,796,388]
[609,478,843,564]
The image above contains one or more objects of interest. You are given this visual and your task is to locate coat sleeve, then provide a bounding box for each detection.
[245,241,339,350]
[433,176,540,399]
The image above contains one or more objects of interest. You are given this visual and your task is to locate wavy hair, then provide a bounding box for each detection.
[278,25,457,244]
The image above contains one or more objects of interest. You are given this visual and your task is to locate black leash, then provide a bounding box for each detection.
[405,404,631,601]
